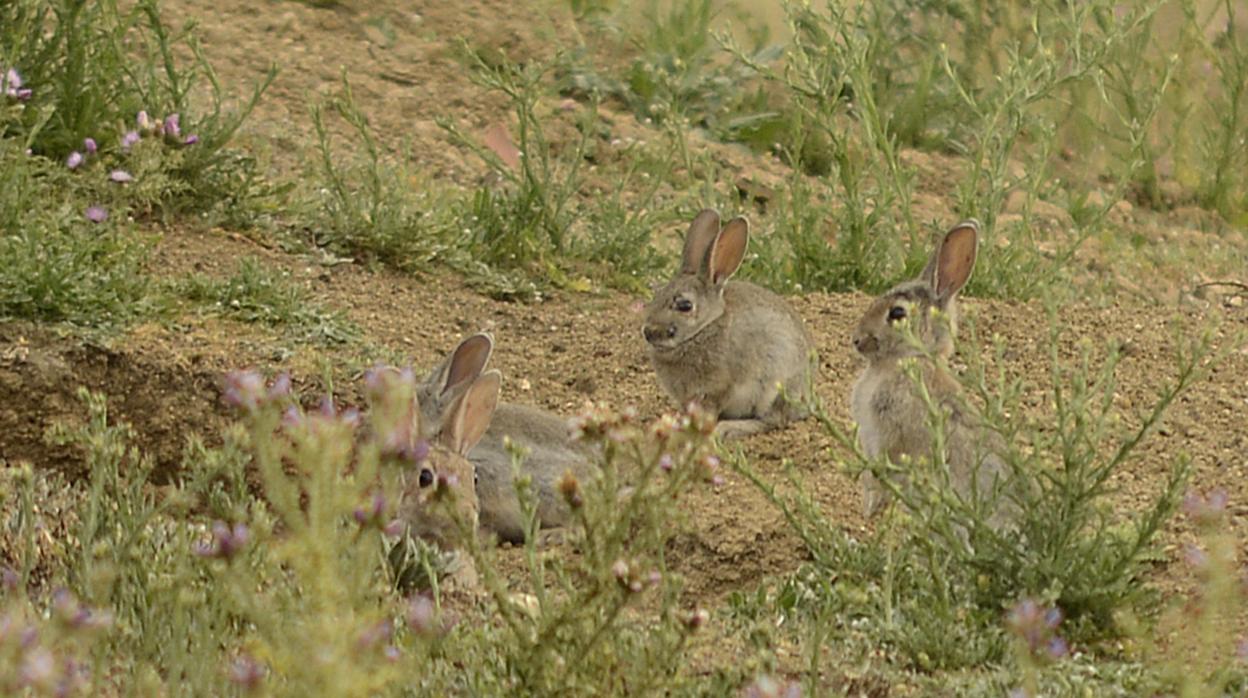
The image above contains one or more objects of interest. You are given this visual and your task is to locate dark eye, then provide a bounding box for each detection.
[674,298,693,313]
[418,468,434,489]
[887,306,907,322]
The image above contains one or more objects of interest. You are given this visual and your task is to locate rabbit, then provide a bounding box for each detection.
[418,334,597,545]
[399,367,501,589]
[849,219,1013,528]
[643,209,815,440]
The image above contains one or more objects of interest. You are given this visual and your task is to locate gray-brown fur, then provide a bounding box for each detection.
[418,334,596,544]
[643,209,815,440]
[850,220,1013,528]
[399,369,500,590]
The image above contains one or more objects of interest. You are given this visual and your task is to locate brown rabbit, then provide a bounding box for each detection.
[850,220,1012,527]
[399,368,501,588]
[643,209,815,440]
[418,334,597,544]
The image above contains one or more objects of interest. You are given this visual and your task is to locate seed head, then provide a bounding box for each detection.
[197,521,250,561]
[558,470,583,509]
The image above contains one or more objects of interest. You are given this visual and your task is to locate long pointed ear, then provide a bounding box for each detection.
[440,333,493,397]
[442,370,501,456]
[704,216,748,286]
[679,209,721,275]
[926,220,979,302]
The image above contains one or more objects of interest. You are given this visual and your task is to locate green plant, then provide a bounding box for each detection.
[308,74,461,274]
[176,256,358,344]
[733,305,1223,672]
[1195,0,1248,219]
[0,142,153,327]
[0,0,277,220]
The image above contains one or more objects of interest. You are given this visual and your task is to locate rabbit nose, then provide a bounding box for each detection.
[853,335,877,354]
[643,324,676,344]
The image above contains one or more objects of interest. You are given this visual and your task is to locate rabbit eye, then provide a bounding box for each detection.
[418,468,434,489]
[887,306,907,322]
[674,298,693,313]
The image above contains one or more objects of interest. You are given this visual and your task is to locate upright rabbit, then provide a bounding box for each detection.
[399,368,501,588]
[418,334,597,544]
[850,220,1011,526]
[643,209,815,440]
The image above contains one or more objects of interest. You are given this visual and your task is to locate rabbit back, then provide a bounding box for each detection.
[472,403,596,543]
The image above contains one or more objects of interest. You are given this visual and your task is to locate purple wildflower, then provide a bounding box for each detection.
[357,618,393,650]
[109,169,133,183]
[197,521,250,561]
[3,68,31,101]
[280,405,304,430]
[684,608,709,632]
[164,112,180,139]
[1183,543,1210,570]
[221,370,267,412]
[83,138,97,155]
[1182,488,1229,527]
[228,654,265,691]
[50,589,114,632]
[658,453,674,472]
[18,646,56,690]
[268,372,292,400]
[2,566,19,591]
[405,439,431,465]
[435,472,459,495]
[136,110,154,133]
[120,130,140,150]
[84,206,108,223]
[353,491,388,529]
[66,151,83,169]
[404,595,446,639]
[1006,598,1068,661]
[182,134,199,146]
[741,675,803,698]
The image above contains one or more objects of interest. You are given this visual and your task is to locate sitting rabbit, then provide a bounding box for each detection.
[643,209,815,440]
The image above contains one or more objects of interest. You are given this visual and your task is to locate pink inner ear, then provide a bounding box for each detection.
[681,209,721,275]
[709,218,748,284]
[447,371,500,456]
[444,335,491,395]
[935,225,977,298]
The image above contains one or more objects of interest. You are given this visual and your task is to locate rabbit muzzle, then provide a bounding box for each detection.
[852,332,878,356]
[643,323,678,348]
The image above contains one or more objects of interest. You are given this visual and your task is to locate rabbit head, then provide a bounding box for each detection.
[415,333,493,439]
[400,369,500,551]
[643,209,749,353]
[852,220,979,364]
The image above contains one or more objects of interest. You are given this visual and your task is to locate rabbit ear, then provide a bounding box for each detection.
[925,220,979,302]
[440,333,493,397]
[442,370,501,456]
[680,209,722,274]
[704,216,749,286]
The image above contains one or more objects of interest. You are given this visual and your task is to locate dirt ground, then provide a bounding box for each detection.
[2,0,1247,682]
